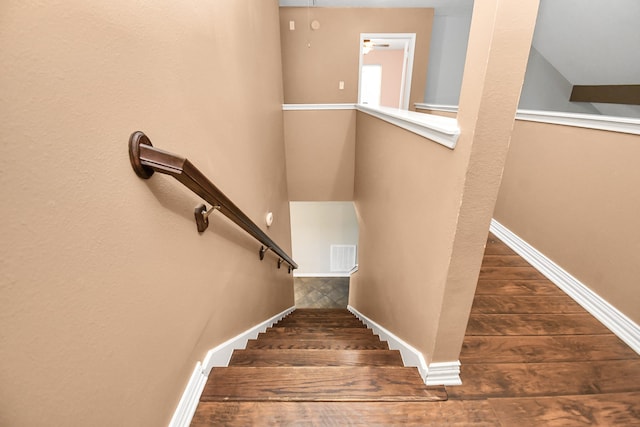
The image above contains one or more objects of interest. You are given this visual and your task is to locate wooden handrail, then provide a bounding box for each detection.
[128,131,298,272]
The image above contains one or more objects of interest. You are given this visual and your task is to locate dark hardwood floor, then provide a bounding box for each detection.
[448,233,640,426]
[191,234,640,425]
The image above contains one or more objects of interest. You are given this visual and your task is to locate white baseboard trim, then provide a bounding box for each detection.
[426,361,462,386]
[347,305,462,386]
[169,306,295,427]
[201,306,296,374]
[293,272,351,278]
[168,362,208,427]
[490,219,640,355]
[347,305,429,382]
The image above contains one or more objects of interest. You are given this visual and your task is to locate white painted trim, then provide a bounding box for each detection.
[293,272,351,278]
[490,219,640,355]
[414,103,459,113]
[515,109,640,136]
[348,305,428,381]
[358,33,416,110]
[282,103,460,148]
[168,362,208,427]
[426,361,462,386]
[201,306,296,374]
[347,305,462,386]
[169,306,295,427]
[356,104,460,149]
[282,103,356,111]
[414,104,640,136]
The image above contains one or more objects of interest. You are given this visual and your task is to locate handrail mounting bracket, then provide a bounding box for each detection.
[259,246,269,261]
[128,131,155,179]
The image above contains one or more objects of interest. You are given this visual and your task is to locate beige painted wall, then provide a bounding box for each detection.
[363,49,405,108]
[284,109,356,201]
[279,7,433,108]
[350,0,539,363]
[290,202,359,275]
[350,112,465,358]
[495,121,640,324]
[0,1,293,426]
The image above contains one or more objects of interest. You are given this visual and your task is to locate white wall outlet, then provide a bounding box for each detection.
[289,21,295,31]
[339,81,345,90]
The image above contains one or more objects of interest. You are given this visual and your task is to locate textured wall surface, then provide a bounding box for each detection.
[284,110,357,201]
[279,7,433,108]
[350,0,539,364]
[0,1,293,425]
[290,202,358,275]
[495,121,640,324]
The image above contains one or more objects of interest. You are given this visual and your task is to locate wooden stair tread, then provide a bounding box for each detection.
[281,311,357,315]
[259,329,375,340]
[191,400,497,426]
[201,366,447,402]
[263,326,373,334]
[229,349,404,367]
[275,320,366,328]
[246,338,389,350]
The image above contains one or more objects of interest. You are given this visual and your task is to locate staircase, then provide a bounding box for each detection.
[191,308,447,425]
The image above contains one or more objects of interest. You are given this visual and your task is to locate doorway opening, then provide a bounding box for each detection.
[358,33,416,110]
[289,201,359,308]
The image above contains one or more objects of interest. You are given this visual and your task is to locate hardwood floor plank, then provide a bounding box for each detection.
[479,266,547,280]
[201,367,447,402]
[449,360,640,399]
[466,313,611,336]
[246,338,389,350]
[484,239,517,255]
[461,335,640,364]
[481,255,532,267]
[471,295,584,314]
[488,392,640,426]
[229,349,404,367]
[192,400,502,426]
[475,280,565,296]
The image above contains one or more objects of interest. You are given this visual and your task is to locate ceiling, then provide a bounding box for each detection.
[532,0,640,86]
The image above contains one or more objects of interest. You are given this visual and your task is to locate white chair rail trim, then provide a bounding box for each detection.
[282,103,460,149]
[414,103,640,135]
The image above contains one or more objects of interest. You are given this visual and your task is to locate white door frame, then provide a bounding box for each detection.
[357,33,416,110]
